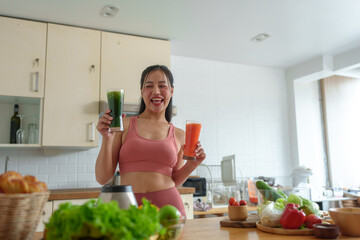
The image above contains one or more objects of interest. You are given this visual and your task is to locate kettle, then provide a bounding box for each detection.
[99,185,138,209]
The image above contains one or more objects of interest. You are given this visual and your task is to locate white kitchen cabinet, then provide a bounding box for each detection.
[36,201,53,232]
[100,32,170,106]
[180,193,194,219]
[0,16,46,98]
[36,199,96,232]
[42,24,100,147]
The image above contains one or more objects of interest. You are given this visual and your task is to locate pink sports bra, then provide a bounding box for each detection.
[118,116,178,177]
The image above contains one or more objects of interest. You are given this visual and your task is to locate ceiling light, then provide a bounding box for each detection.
[251,33,270,42]
[100,5,119,18]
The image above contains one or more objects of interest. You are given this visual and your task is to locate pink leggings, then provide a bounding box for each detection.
[135,186,186,218]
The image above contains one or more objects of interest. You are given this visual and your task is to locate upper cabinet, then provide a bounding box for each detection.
[100,32,170,105]
[0,16,46,98]
[42,24,100,147]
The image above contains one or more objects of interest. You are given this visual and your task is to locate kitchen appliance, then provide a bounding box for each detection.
[183,177,207,202]
[99,185,137,209]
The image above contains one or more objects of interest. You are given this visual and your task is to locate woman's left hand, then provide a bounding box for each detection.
[194,141,206,165]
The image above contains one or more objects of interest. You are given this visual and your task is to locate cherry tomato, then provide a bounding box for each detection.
[228,197,236,205]
[232,201,239,206]
[305,214,322,229]
[239,200,247,206]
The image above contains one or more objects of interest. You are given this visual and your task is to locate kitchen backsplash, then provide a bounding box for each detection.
[0,55,292,189]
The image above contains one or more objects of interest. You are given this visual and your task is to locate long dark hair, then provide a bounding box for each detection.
[138,65,174,122]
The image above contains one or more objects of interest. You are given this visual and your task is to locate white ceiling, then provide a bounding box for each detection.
[1,0,360,69]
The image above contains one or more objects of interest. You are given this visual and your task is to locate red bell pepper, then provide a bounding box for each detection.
[280,203,306,229]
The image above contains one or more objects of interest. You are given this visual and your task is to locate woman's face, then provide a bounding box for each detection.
[141,69,173,113]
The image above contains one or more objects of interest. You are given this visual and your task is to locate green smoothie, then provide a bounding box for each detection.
[107,89,125,131]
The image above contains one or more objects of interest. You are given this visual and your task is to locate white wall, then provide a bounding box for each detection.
[0,55,293,189]
[294,80,327,199]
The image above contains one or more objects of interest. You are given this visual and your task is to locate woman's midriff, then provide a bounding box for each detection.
[120,172,175,193]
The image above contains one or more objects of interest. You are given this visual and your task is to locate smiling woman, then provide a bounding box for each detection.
[95,65,206,218]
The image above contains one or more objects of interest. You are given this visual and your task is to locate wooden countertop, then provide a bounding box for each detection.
[33,216,360,240]
[178,217,360,240]
[48,186,195,200]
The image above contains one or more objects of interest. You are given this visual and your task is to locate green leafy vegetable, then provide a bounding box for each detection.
[299,196,320,216]
[45,198,164,240]
[287,193,303,206]
[274,198,287,211]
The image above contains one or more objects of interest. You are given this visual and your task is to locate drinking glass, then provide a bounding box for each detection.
[107,89,125,132]
[183,120,202,160]
[16,114,25,144]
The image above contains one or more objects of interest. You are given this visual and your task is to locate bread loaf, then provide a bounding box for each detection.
[0,171,47,194]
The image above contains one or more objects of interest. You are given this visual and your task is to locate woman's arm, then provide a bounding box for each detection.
[95,110,125,185]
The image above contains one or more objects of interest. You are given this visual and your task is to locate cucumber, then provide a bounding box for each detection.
[256,180,284,201]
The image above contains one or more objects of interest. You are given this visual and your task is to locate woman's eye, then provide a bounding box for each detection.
[145,85,152,88]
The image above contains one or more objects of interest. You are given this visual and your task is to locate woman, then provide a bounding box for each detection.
[95,65,206,217]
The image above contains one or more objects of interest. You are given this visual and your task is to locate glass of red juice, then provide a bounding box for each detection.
[107,89,125,132]
[183,120,202,160]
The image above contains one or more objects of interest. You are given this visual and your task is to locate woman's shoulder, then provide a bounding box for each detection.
[173,126,185,138]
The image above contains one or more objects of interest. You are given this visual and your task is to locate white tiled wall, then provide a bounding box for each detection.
[0,55,293,189]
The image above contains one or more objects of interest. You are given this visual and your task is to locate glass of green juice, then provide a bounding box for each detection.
[106,89,125,132]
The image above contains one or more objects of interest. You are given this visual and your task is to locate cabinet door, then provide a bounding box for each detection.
[180,193,194,219]
[100,32,170,105]
[36,201,53,232]
[0,16,46,97]
[42,24,100,147]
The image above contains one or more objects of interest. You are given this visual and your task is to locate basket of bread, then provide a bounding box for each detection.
[0,171,49,240]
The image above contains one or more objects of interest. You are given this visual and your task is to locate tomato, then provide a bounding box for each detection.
[228,197,236,205]
[239,200,247,206]
[305,214,322,229]
[232,201,239,206]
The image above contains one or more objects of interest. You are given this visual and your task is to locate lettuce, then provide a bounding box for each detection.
[45,198,164,240]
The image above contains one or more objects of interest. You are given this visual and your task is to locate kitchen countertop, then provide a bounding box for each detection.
[178,217,360,240]
[33,216,360,240]
[48,186,195,200]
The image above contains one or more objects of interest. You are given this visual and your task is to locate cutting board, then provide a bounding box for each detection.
[256,221,314,235]
[220,213,259,228]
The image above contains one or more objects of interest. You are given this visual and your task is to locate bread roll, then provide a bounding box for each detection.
[0,171,48,194]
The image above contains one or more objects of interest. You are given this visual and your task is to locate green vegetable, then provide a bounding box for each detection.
[45,198,164,240]
[287,193,303,206]
[274,198,287,211]
[276,190,287,199]
[256,180,284,202]
[299,196,320,216]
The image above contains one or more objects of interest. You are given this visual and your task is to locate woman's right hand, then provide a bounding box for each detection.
[96,109,114,138]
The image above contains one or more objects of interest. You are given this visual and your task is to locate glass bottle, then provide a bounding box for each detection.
[10,104,20,143]
[28,123,35,144]
[16,114,25,144]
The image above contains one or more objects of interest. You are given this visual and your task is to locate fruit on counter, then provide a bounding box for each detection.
[280,203,306,229]
[304,214,322,229]
[159,205,181,226]
[239,200,247,206]
[256,180,285,202]
[228,197,236,205]
[46,198,163,240]
[0,171,47,193]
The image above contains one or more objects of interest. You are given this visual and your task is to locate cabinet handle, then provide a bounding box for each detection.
[35,58,40,67]
[90,65,95,72]
[33,71,39,92]
[184,201,190,210]
[89,122,95,141]
[42,210,46,215]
